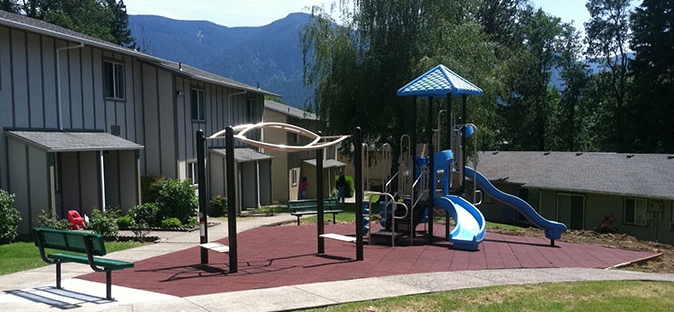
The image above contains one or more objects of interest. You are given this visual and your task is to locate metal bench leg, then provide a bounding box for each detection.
[56,262,62,289]
[105,270,113,300]
[296,216,301,226]
[332,213,336,224]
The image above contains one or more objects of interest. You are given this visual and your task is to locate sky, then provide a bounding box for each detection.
[124,0,616,30]
[123,0,638,33]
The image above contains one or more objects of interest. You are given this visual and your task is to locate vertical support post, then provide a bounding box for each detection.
[410,96,417,170]
[461,95,467,196]
[226,127,238,273]
[354,127,364,260]
[446,96,452,153]
[99,150,106,211]
[196,130,208,265]
[316,135,325,254]
[427,97,434,244]
[445,95,452,239]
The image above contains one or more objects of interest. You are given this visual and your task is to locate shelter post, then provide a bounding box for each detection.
[226,126,238,273]
[196,129,208,264]
[354,127,364,260]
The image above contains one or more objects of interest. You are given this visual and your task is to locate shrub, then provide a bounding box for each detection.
[160,217,182,228]
[89,208,119,240]
[155,178,198,225]
[0,190,21,244]
[141,175,165,204]
[116,215,133,229]
[209,194,227,217]
[129,203,158,227]
[36,209,70,230]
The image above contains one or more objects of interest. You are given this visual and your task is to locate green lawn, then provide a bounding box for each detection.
[307,280,674,311]
[0,240,146,276]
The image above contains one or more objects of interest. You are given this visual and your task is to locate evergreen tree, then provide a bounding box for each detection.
[105,0,137,48]
[583,0,632,152]
[629,0,674,153]
[0,0,18,13]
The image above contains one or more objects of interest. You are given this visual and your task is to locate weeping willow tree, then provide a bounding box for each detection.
[301,0,509,161]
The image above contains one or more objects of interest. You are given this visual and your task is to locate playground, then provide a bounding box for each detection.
[76,221,657,298]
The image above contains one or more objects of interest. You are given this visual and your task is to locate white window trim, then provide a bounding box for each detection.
[191,88,206,122]
[624,197,648,226]
[104,60,125,100]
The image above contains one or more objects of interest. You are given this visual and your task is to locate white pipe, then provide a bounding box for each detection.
[56,42,84,131]
[99,150,106,211]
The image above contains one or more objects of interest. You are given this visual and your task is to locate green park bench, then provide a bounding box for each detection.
[32,227,135,300]
[287,198,343,225]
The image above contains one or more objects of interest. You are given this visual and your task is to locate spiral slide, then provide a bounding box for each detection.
[464,167,567,243]
[434,195,486,251]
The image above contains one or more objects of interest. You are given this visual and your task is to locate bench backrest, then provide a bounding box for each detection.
[33,228,107,256]
[288,198,338,209]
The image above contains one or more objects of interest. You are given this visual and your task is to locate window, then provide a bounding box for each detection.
[624,198,648,226]
[103,60,125,99]
[557,193,584,230]
[187,160,198,186]
[191,88,205,121]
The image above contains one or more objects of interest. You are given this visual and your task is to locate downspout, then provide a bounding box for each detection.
[56,42,84,130]
[99,150,106,211]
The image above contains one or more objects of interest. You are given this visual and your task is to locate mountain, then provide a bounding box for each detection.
[129,13,313,108]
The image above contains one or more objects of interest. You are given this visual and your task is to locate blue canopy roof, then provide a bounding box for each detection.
[397,64,483,97]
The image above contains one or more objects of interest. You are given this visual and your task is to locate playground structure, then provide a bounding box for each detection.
[195,123,367,272]
[193,64,568,273]
[366,64,566,250]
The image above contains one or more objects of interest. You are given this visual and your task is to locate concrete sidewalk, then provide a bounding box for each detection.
[2,214,674,312]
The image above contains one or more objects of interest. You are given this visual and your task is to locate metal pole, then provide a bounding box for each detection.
[427,97,434,244]
[354,127,364,260]
[316,135,325,254]
[196,130,208,264]
[461,95,467,196]
[226,127,238,273]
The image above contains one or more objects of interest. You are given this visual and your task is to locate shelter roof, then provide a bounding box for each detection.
[6,130,143,152]
[210,148,273,163]
[397,64,483,97]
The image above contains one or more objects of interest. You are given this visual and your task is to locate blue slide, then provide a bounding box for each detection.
[435,195,486,251]
[465,167,567,243]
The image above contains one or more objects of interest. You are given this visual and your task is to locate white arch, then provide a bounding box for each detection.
[208,122,351,152]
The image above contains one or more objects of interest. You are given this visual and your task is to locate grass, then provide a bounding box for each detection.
[306,281,674,311]
[0,240,146,276]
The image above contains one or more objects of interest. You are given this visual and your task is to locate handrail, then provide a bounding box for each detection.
[368,192,407,246]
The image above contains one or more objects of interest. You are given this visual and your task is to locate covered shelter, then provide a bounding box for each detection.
[5,130,143,234]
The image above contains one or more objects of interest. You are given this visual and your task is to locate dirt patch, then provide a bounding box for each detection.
[490,227,674,273]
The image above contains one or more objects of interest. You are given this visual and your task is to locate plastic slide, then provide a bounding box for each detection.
[434,195,486,251]
[465,167,567,242]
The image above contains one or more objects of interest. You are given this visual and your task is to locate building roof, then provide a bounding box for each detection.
[397,64,483,97]
[304,159,346,169]
[210,148,273,163]
[0,10,276,96]
[7,130,143,152]
[472,151,674,200]
[264,100,317,120]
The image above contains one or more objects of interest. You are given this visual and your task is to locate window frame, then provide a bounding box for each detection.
[103,60,125,100]
[623,197,648,226]
[186,159,199,186]
[556,193,585,230]
[191,88,206,122]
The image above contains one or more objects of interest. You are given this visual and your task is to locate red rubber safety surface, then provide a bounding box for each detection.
[78,224,655,297]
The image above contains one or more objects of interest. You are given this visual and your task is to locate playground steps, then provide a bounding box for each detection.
[368,230,404,245]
